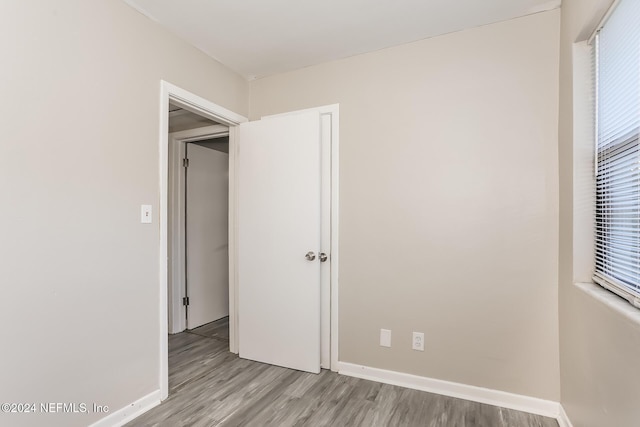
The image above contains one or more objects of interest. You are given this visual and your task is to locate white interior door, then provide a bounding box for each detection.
[238,111,321,374]
[186,142,229,329]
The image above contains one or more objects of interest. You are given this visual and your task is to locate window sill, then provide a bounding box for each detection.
[574,282,640,324]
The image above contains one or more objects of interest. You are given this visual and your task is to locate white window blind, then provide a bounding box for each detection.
[594,0,640,306]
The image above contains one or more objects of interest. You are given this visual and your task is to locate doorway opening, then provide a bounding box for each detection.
[167,104,230,334]
[166,104,232,396]
[159,82,247,400]
[158,81,340,401]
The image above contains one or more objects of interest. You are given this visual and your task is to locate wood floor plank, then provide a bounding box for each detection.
[189,316,230,341]
[127,318,559,427]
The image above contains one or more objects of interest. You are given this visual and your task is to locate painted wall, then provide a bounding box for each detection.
[250,11,561,401]
[0,1,247,426]
[13,1,640,424]
[558,0,640,426]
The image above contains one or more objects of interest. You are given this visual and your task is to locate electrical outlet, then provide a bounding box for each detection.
[380,329,391,347]
[412,332,424,351]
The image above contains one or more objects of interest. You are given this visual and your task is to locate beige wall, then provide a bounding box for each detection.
[251,10,561,400]
[558,0,640,425]
[13,1,640,424]
[0,1,247,426]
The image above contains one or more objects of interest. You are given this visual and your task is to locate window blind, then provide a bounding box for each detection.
[594,0,640,306]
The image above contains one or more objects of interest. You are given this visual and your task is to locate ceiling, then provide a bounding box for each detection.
[168,104,219,133]
[123,0,561,80]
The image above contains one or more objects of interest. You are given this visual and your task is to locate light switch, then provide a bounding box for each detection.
[380,329,391,348]
[141,205,152,224]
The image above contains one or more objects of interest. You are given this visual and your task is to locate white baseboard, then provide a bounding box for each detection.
[338,362,560,419]
[557,404,574,427]
[89,390,161,427]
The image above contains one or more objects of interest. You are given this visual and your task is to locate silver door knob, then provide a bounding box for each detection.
[305,251,316,261]
[319,253,328,262]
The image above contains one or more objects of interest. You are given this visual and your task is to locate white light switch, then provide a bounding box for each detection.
[380,329,391,348]
[141,205,152,224]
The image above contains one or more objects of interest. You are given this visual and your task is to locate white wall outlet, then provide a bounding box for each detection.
[141,204,152,224]
[412,332,424,351]
[380,329,391,347]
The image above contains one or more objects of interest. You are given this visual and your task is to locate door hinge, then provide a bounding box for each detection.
[182,297,190,306]
[183,158,189,168]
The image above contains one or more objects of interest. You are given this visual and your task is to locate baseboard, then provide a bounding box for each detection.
[338,362,560,419]
[557,404,574,427]
[89,390,161,427]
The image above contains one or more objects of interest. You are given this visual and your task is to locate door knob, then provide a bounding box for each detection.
[319,253,328,262]
[305,251,316,261]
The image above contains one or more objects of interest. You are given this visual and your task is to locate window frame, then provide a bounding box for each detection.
[590,0,640,309]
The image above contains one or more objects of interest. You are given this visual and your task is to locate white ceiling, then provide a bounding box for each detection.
[123,0,561,80]
[168,105,219,133]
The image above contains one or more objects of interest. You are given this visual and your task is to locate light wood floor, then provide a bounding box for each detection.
[127,318,558,427]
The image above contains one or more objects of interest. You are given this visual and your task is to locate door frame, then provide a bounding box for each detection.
[160,81,246,400]
[168,125,229,334]
[158,81,340,401]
